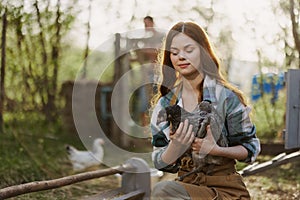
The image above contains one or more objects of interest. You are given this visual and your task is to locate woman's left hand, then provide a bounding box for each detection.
[191,125,220,155]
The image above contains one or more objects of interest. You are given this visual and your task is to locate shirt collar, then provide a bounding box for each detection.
[203,75,217,103]
[166,75,218,105]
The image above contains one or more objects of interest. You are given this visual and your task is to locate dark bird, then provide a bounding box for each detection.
[156,101,228,180]
[157,103,206,137]
[156,100,214,138]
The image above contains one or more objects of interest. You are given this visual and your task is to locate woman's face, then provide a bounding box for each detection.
[170,33,201,78]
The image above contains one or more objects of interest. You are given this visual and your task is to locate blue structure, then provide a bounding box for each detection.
[251,72,285,103]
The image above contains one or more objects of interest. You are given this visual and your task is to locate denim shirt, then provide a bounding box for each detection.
[151,76,261,171]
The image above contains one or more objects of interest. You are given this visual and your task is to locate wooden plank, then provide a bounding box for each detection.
[239,150,300,177]
[260,143,299,155]
[0,165,131,199]
[285,69,300,149]
[114,189,145,200]
[84,188,145,200]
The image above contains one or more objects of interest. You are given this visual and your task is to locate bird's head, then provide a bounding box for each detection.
[65,144,76,155]
[198,100,212,113]
[92,138,105,153]
[94,138,105,146]
[165,105,183,121]
[65,145,71,153]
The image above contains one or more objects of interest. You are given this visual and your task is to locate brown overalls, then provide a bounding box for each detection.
[177,158,250,200]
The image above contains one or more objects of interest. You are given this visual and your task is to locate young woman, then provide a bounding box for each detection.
[150,21,260,199]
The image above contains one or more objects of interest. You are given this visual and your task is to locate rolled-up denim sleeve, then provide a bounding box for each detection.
[225,94,261,163]
[152,146,180,173]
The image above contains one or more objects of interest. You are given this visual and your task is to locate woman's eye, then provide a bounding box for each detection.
[186,48,194,53]
[171,51,178,56]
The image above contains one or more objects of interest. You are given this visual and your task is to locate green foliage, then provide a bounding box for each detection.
[251,90,286,142]
[1,0,79,121]
[81,49,115,83]
[58,45,86,82]
[1,112,71,185]
[58,46,115,84]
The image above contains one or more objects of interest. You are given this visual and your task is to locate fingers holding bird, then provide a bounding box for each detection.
[192,125,219,155]
[170,119,195,146]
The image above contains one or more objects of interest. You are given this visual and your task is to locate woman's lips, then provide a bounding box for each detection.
[178,63,190,68]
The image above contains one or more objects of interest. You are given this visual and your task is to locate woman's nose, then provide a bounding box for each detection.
[178,52,186,60]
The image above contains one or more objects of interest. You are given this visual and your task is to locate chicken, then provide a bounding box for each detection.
[156,103,204,135]
[156,101,228,180]
[156,100,214,138]
[66,138,105,172]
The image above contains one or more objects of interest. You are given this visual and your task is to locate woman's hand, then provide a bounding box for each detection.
[191,125,220,156]
[170,119,195,147]
[161,119,195,164]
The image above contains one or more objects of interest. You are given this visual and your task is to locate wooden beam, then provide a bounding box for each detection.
[0,164,132,199]
[239,150,300,177]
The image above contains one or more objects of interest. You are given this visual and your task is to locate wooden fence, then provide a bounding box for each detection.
[0,157,151,200]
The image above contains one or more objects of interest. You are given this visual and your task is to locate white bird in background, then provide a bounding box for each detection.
[66,138,105,172]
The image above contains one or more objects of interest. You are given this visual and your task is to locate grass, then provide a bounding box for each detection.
[243,156,300,200]
[252,90,286,142]
[0,112,118,199]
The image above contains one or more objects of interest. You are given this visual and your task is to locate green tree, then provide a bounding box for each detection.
[1,0,79,122]
[288,0,300,69]
[275,0,300,69]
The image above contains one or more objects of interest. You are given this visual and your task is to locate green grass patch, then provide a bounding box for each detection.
[252,90,286,142]
[0,112,117,199]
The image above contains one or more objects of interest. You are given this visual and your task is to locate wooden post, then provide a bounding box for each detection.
[121,157,151,199]
[111,33,131,148]
[285,69,300,149]
[114,33,121,83]
[109,33,122,146]
[84,157,151,200]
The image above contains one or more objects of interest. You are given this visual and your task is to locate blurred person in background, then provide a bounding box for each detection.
[136,16,164,125]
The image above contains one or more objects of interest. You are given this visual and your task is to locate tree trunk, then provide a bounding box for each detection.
[45,0,62,122]
[289,0,300,69]
[81,0,92,79]
[0,8,7,133]
[34,0,49,114]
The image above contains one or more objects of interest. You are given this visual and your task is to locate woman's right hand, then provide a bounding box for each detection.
[161,119,195,164]
[170,119,195,147]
